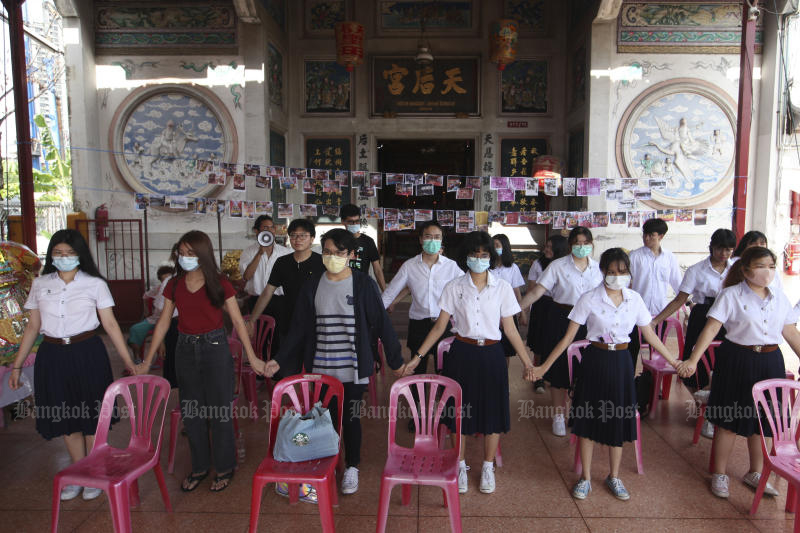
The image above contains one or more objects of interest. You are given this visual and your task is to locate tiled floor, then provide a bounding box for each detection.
[2,296,800,533]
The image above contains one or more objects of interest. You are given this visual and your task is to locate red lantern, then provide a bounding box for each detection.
[335,22,365,72]
[533,156,562,189]
[489,19,518,71]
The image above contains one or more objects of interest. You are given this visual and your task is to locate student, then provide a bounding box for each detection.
[677,246,800,499]
[491,234,525,362]
[732,230,784,292]
[519,226,603,437]
[381,220,462,429]
[525,235,569,394]
[628,218,682,366]
[264,229,407,496]
[248,218,325,368]
[127,265,175,363]
[404,231,536,495]
[161,244,180,388]
[340,203,386,291]
[239,214,293,316]
[139,231,266,493]
[8,229,138,502]
[532,248,680,501]
[651,229,736,391]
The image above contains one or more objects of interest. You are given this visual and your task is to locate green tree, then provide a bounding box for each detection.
[2,114,71,203]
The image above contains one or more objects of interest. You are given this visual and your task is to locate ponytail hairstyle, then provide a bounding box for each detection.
[43,229,105,280]
[538,235,568,270]
[733,230,767,257]
[174,230,226,308]
[723,246,776,288]
[492,234,514,268]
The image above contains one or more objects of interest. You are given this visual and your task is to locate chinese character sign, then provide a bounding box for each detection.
[372,57,479,116]
[499,137,548,212]
[305,137,352,209]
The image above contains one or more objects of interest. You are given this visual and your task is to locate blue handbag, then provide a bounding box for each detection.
[273,401,340,462]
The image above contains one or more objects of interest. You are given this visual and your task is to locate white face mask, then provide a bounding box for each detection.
[604,274,631,291]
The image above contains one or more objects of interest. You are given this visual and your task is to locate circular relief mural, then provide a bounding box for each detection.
[109,84,237,200]
[616,78,736,209]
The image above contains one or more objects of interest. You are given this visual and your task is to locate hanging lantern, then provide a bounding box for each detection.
[489,19,518,71]
[533,155,563,189]
[335,21,365,72]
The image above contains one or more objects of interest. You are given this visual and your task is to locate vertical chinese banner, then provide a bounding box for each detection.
[304,137,352,216]
[498,137,548,212]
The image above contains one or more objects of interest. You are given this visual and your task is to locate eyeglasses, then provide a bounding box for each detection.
[289,233,311,240]
[321,250,349,258]
[422,234,442,240]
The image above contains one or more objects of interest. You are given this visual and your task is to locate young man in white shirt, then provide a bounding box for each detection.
[382,221,463,429]
[628,218,682,366]
[239,215,292,353]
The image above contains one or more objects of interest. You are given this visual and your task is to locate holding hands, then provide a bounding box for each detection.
[263,360,280,378]
[522,364,536,382]
[676,360,696,379]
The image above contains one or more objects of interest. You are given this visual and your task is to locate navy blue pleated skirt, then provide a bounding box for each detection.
[706,340,785,437]
[542,304,587,389]
[527,295,553,355]
[442,339,509,436]
[569,345,638,447]
[33,335,114,440]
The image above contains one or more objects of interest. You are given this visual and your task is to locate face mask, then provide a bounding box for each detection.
[52,256,80,272]
[346,224,361,234]
[466,257,491,273]
[745,267,775,287]
[605,274,631,291]
[178,255,200,272]
[495,247,504,257]
[572,244,593,258]
[422,239,442,254]
[322,254,348,274]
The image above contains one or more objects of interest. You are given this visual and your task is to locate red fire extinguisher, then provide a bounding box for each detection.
[95,204,109,242]
[785,233,800,275]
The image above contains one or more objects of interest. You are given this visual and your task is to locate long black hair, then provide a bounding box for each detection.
[733,230,767,257]
[492,234,514,268]
[709,228,736,254]
[599,247,631,275]
[43,229,105,279]
[458,231,498,272]
[724,246,776,288]
[538,235,568,270]
[174,230,226,308]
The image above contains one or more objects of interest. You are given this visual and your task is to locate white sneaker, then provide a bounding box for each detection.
[552,414,566,437]
[458,463,469,494]
[60,485,81,501]
[701,419,715,439]
[341,466,359,495]
[711,473,730,498]
[743,471,779,497]
[479,464,496,494]
[82,487,103,501]
[693,390,710,403]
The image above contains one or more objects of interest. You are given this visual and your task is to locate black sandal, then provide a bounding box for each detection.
[181,471,208,492]
[210,470,234,492]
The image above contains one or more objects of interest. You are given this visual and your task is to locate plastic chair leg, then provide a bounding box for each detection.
[495,441,503,468]
[329,473,339,507]
[750,461,772,515]
[153,463,173,512]
[788,483,798,514]
[648,371,661,417]
[167,407,180,474]
[661,375,673,400]
[107,482,132,533]
[634,413,644,475]
[51,477,63,533]
[444,482,463,533]
[316,479,336,533]
[401,484,412,505]
[242,372,258,421]
[375,478,393,533]
[248,478,267,533]
[129,479,140,508]
[368,374,378,407]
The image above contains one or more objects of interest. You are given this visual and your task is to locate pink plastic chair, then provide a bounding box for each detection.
[167,337,243,474]
[51,376,172,533]
[436,336,456,372]
[691,341,721,445]
[639,317,684,406]
[750,379,800,523]
[249,374,344,533]
[376,375,462,533]
[566,340,643,475]
[233,314,276,420]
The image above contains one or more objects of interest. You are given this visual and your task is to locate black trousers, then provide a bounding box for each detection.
[325,382,367,468]
[175,328,236,474]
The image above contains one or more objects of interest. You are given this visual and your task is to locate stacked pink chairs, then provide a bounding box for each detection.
[51,376,172,533]
[167,337,243,474]
[566,340,643,475]
[249,374,344,533]
[691,340,721,445]
[233,314,276,420]
[376,375,463,533]
[640,317,684,416]
[750,379,800,525]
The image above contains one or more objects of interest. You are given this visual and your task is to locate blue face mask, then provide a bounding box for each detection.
[422,239,442,254]
[495,247,504,257]
[572,244,593,258]
[52,256,80,272]
[466,256,491,273]
[346,224,361,234]
[178,255,200,271]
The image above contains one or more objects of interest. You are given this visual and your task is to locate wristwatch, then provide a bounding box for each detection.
[414,352,424,360]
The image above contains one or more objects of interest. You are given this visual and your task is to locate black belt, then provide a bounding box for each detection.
[725,339,779,353]
[555,303,573,311]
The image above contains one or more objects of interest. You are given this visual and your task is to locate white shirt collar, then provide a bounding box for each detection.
[464,270,498,289]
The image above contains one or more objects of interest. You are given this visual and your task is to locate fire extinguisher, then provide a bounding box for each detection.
[785,233,800,275]
[95,204,109,242]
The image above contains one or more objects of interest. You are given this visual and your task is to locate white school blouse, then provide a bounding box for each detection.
[381,254,463,320]
[568,285,652,344]
[438,271,521,341]
[536,255,603,306]
[527,260,552,298]
[24,270,115,338]
[491,263,525,289]
[629,246,682,316]
[678,257,733,304]
[707,281,798,345]
[238,242,293,297]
